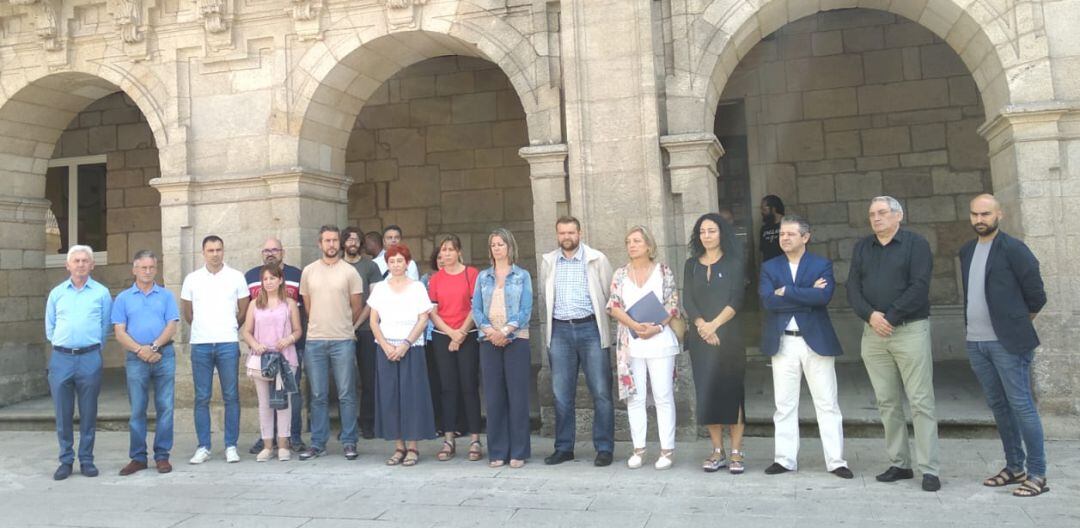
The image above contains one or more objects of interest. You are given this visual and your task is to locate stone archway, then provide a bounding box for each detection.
[0,71,169,407]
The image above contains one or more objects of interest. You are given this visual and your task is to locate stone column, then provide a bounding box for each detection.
[659,133,724,266]
[0,197,50,406]
[151,169,350,434]
[979,103,1080,438]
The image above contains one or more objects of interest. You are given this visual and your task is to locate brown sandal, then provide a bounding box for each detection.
[468,440,483,461]
[402,448,420,467]
[386,449,406,466]
[437,440,456,461]
[983,468,1026,487]
[1012,477,1049,497]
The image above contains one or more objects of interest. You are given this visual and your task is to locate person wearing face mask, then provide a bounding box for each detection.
[960,194,1048,498]
[683,213,747,474]
[368,244,437,466]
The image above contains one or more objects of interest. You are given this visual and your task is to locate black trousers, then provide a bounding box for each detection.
[430,331,482,435]
[355,330,377,433]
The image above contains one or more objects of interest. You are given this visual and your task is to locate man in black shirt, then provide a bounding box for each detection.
[759,195,784,262]
[847,196,940,492]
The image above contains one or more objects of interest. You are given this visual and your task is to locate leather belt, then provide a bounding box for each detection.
[783,330,802,337]
[53,344,101,355]
[554,314,596,324]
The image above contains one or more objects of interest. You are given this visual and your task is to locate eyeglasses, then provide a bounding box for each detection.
[261,248,282,254]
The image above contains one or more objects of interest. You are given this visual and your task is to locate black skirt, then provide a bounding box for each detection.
[687,323,745,426]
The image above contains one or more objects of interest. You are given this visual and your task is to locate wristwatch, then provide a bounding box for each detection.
[150,343,160,353]
[501,326,512,335]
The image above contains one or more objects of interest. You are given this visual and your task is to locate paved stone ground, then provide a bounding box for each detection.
[0,432,1076,527]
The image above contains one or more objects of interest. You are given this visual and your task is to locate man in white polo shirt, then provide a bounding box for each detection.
[180,235,250,464]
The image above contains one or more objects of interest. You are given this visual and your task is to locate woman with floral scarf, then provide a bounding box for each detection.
[605,226,680,470]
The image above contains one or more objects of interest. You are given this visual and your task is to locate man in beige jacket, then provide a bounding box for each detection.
[540,216,614,467]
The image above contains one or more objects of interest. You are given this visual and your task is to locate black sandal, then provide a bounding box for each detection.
[983,468,1026,487]
[437,440,455,461]
[1012,477,1049,497]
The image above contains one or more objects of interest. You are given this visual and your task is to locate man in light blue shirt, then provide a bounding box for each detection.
[45,245,113,481]
[112,250,180,476]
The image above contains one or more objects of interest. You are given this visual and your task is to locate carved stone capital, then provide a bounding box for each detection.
[112,0,145,44]
[197,0,229,34]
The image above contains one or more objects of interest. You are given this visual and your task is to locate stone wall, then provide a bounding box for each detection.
[345,56,535,291]
[719,9,990,359]
[47,92,162,369]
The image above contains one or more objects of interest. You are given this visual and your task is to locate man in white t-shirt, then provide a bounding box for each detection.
[180,235,250,465]
[298,225,364,461]
[372,224,419,280]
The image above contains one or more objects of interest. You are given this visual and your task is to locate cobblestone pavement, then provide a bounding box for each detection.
[0,431,1077,527]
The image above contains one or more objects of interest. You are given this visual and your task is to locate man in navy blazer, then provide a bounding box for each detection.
[758,215,851,479]
[959,194,1049,497]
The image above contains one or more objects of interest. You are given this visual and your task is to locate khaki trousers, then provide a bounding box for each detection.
[860,319,939,475]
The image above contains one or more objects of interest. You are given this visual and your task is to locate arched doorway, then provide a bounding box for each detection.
[712,8,994,428]
[0,73,165,413]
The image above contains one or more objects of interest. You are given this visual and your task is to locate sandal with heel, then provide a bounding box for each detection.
[437,440,456,461]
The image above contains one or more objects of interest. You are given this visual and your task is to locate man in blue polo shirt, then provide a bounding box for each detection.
[45,245,113,481]
[112,250,180,476]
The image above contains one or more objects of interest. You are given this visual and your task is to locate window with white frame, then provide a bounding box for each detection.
[45,155,108,267]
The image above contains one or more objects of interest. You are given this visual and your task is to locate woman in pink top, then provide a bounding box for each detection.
[241,264,302,462]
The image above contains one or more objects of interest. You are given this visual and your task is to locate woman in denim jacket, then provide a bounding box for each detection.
[471,228,534,468]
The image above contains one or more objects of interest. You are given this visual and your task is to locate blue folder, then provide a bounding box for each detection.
[626,293,668,338]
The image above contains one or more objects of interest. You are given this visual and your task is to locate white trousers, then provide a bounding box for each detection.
[627,355,676,450]
[772,336,847,471]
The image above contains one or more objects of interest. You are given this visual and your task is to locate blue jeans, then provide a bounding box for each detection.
[305,339,359,449]
[48,348,103,465]
[126,348,175,462]
[967,341,1047,477]
[191,342,240,450]
[548,320,614,453]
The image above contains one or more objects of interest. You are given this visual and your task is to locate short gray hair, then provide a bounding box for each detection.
[870,196,904,215]
[779,215,811,236]
[132,250,158,265]
[66,245,94,263]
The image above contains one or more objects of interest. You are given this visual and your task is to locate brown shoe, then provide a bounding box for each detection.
[155,460,173,474]
[119,460,147,476]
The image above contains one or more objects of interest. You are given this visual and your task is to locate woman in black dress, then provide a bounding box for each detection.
[683,213,747,474]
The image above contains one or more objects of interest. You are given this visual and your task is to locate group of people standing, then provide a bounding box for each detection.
[43,193,1049,497]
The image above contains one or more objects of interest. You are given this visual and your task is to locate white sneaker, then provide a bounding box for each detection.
[627,449,645,469]
[225,446,240,463]
[189,447,211,465]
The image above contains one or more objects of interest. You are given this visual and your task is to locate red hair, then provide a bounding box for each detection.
[384,243,412,264]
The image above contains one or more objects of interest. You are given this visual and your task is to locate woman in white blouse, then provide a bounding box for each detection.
[606,226,681,470]
[368,244,436,466]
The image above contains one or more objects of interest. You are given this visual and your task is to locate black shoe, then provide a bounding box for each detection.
[344,444,358,460]
[79,463,99,477]
[544,451,574,465]
[248,439,265,455]
[764,462,791,475]
[831,466,854,479]
[594,451,613,467]
[298,447,325,461]
[290,440,307,453]
[875,466,914,482]
[53,463,73,481]
[922,474,941,492]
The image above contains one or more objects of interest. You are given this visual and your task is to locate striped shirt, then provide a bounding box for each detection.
[552,245,593,320]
